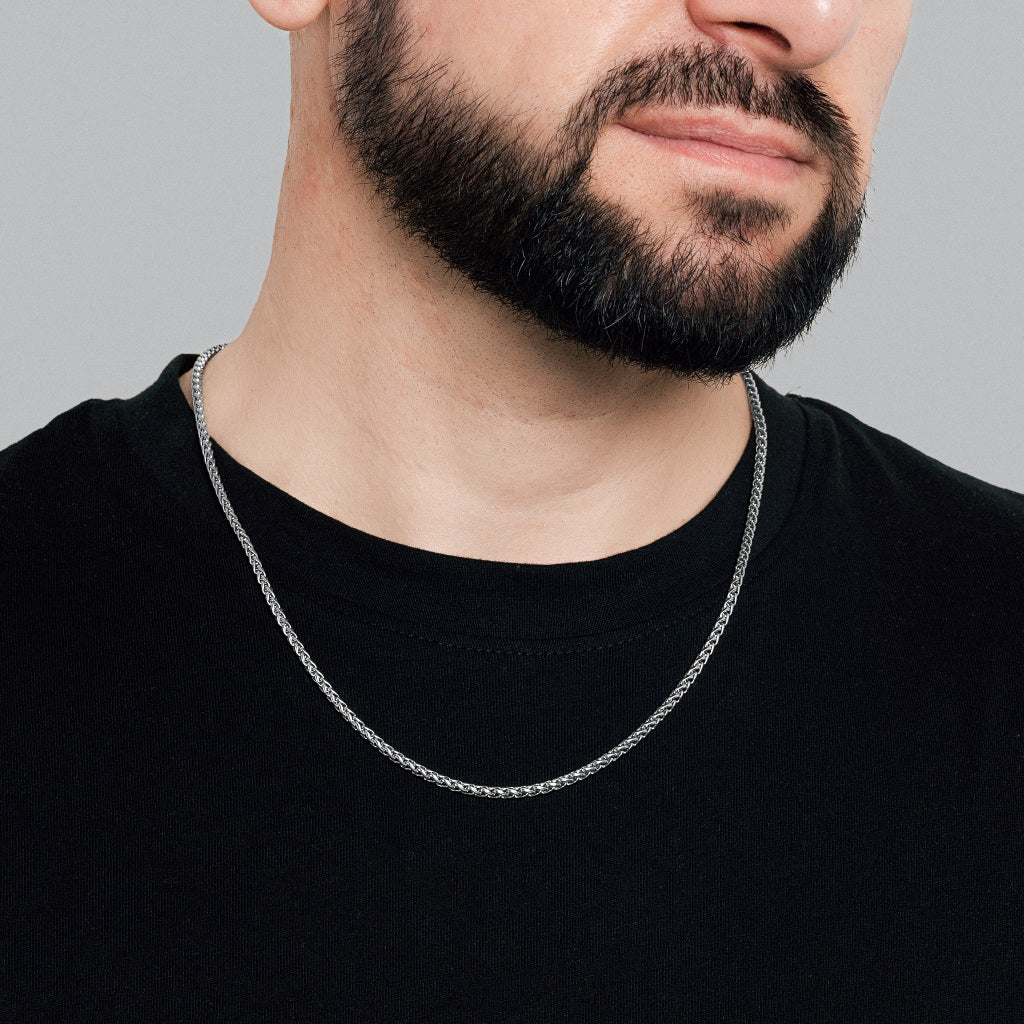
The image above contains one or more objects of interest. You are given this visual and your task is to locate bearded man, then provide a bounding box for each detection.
[3,0,1022,1020]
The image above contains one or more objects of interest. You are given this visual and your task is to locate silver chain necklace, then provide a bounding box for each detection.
[190,343,767,798]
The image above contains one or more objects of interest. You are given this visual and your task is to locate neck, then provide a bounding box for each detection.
[181,21,752,565]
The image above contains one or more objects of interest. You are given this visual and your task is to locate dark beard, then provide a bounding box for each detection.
[331,0,866,380]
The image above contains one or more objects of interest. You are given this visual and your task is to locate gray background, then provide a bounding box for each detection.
[2,4,1022,490]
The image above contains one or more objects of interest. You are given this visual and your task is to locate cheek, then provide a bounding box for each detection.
[407,0,640,135]
[821,6,914,182]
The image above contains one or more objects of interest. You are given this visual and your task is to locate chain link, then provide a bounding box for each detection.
[190,344,766,798]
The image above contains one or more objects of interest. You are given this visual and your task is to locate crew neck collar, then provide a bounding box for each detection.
[120,353,806,641]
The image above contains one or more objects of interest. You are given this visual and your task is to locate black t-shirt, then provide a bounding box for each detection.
[3,355,1022,1021]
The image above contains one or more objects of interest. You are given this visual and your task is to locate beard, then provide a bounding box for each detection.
[330,0,866,380]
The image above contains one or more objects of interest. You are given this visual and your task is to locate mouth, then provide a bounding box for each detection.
[617,108,815,184]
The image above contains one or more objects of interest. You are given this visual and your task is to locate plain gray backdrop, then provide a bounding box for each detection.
[2,3,1022,490]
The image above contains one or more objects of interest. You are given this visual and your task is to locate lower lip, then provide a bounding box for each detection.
[620,126,806,184]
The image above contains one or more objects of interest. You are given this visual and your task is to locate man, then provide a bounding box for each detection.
[3,0,1021,1019]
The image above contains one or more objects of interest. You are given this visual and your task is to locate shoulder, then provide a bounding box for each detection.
[781,391,1024,634]
[790,391,1024,534]
[1,356,200,543]
[0,398,154,610]
[0,397,126,526]
[0,356,206,583]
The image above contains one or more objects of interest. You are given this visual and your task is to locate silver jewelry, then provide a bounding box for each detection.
[190,343,767,798]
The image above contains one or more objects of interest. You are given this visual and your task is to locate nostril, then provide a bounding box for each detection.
[733,21,792,51]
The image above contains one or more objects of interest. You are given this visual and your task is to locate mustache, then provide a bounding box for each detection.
[562,42,861,178]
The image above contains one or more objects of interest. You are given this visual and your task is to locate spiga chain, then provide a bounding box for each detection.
[190,344,766,798]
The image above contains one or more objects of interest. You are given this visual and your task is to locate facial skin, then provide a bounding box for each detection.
[203,0,913,563]
[332,0,880,379]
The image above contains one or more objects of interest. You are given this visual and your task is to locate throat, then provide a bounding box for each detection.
[183,335,753,564]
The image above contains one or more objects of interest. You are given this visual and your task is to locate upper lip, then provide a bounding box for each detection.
[618,108,815,164]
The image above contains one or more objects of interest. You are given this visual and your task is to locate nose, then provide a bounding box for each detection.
[686,0,863,71]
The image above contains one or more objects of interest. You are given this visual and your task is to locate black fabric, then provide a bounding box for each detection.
[2,354,1022,1022]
